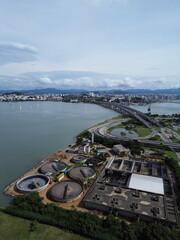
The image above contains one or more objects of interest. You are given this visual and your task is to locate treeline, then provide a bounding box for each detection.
[94,135,143,155]
[164,156,180,208]
[76,130,91,145]
[76,131,143,155]
[3,193,180,240]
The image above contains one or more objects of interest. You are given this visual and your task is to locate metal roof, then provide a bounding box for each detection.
[128,174,164,195]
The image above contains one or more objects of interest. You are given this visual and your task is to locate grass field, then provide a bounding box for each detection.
[161,150,180,162]
[0,211,89,240]
[133,126,151,137]
[107,124,125,132]
[149,134,163,141]
[120,132,126,136]
[171,138,180,143]
[111,115,129,120]
[89,115,128,129]
[108,125,151,137]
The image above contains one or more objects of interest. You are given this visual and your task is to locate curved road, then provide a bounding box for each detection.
[92,102,180,152]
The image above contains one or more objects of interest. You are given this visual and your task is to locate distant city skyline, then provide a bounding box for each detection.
[0,0,180,90]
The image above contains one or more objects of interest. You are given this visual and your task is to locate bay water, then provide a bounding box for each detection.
[130,102,180,115]
[1,101,179,206]
[0,101,118,206]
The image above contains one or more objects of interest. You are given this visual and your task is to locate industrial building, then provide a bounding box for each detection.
[77,144,90,154]
[113,144,130,156]
[84,158,178,226]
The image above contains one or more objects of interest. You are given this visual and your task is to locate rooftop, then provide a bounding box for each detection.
[128,174,164,195]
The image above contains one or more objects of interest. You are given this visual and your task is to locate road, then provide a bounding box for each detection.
[92,102,180,153]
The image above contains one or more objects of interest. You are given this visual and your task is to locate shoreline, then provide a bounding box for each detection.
[0,101,121,207]
[3,123,113,213]
[3,140,104,212]
[3,115,180,228]
[3,152,60,197]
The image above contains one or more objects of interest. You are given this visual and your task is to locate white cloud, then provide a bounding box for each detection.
[52,76,130,89]
[2,42,38,52]
[39,76,53,84]
[0,71,179,90]
[159,77,166,83]
[0,42,38,66]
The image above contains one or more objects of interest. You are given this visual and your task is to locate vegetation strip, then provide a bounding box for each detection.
[2,193,180,240]
[0,211,89,240]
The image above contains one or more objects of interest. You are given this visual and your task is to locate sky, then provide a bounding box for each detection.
[0,0,180,90]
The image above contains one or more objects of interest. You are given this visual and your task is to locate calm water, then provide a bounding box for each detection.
[1,101,179,206]
[130,102,180,115]
[110,128,138,138]
[0,102,118,206]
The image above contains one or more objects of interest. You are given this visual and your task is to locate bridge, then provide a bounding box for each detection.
[96,102,160,128]
[93,102,180,151]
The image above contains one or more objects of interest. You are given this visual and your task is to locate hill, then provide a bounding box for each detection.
[0,87,180,95]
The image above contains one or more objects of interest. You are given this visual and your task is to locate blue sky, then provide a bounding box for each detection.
[0,0,180,90]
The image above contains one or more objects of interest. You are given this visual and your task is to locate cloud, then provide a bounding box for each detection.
[159,77,166,83]
[0,71,133,90]
[0,42,38,66]
[0,71,179,90]
[38,76,53,85]
[32,72,135,89]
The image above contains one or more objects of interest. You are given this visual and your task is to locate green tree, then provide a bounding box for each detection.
[29,220,38,232]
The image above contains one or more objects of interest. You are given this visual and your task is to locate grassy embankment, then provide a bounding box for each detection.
[120,132,126,136]
[108,125,151,138]
[0,211,89,240]
[148,135,163,141]
[171,128,180,134]
[146,147,179,162]
[89,115,128,129]
[171,137,180,143]
[107,124,124,133]
[155,126,161,131]
[89,114,152,138]
[133,126,151,137]
[161,150,180,162]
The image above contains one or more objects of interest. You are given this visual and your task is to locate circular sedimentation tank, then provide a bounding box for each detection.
[71,155,87,163]
[49,180,83,202]
[40,161,67,175]
[68,166,96,182]
[87,157,103,166]
[16,174,50,193]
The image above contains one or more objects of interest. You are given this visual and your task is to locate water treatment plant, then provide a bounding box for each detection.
[71,155,87,163]
[83,158,178,226]
[48,180,83,202]
[87,157,104,166]
[4,105,180,229]
[6,139,179,227]
[16,174,50,193]
[39,161,67,175]
[68,166,96,182]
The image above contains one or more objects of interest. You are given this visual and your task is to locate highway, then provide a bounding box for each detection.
[93,102,180,152]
